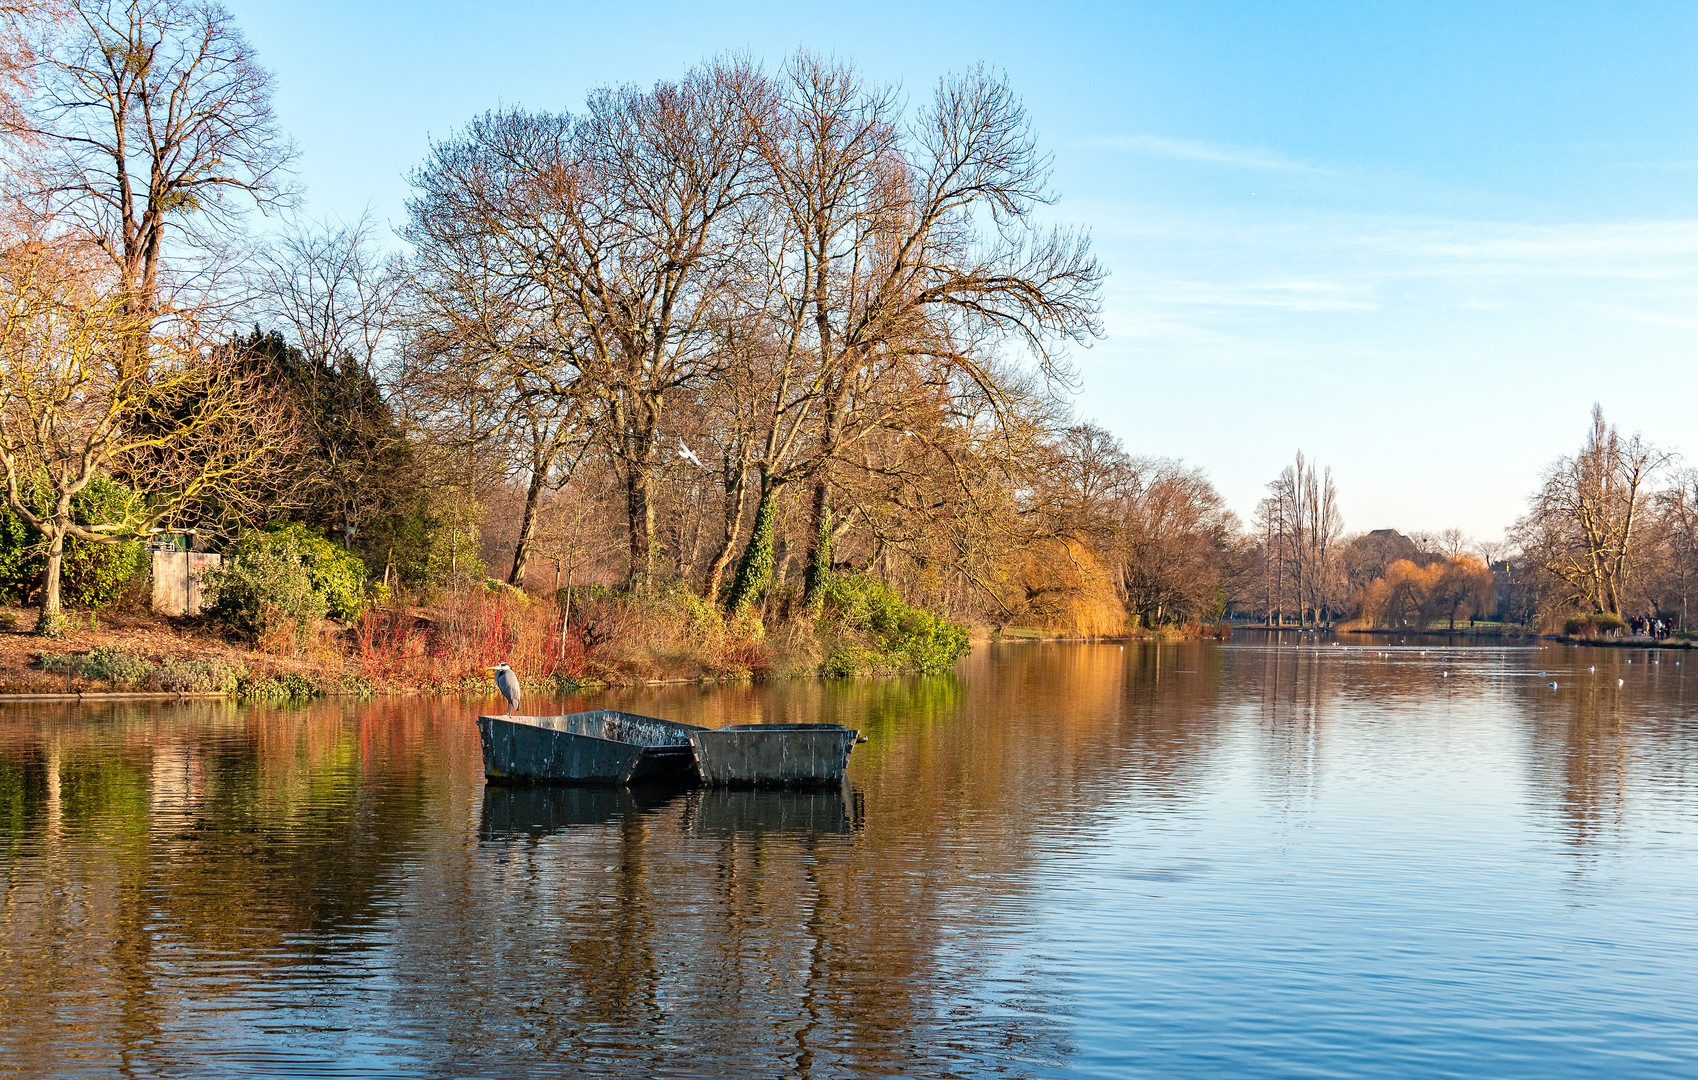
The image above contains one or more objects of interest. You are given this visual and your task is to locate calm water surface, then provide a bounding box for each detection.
[2,638,1697,1078]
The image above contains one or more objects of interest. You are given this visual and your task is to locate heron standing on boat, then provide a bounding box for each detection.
[488,662,520,716]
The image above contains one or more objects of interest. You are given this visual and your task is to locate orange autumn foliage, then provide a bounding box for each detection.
[1359,555,1494,630]
[1016,539,1130,638]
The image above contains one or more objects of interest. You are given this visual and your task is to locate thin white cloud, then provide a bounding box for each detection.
[1583,303,1698,332]
[1405,220,1698,264]
[1150,279,1377,312]
[1083,134,1327,174]
[1071,199,1698,285]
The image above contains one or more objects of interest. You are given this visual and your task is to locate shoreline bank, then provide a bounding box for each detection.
[1547,635,1696,650]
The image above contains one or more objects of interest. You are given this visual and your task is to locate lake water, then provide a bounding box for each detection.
[2,637,1696,1078]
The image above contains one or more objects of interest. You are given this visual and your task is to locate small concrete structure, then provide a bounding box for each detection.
[689,724,861,788]
[151,551,221,616]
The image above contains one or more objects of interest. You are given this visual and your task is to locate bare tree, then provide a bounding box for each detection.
[249,213,408,544]
[1260,452,1342,626]
[796,65,1103,603]
[1650,469,1698,630]
[1436,528,1470,558]
[0,237,285,634]
[407,59,767,590]
[14,0,294,316]
[1114,456,1238,627]
[0,1,58,135]
[1516,405,1670,618]
[254,212,398,378]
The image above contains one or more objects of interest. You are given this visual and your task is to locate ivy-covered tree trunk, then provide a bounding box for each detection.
[509,464,547,587]
[724,484,778,616]
[802,484,832,605]
[37,527,66,638]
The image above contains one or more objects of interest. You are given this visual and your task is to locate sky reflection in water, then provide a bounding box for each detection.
[1,638,1695,1078]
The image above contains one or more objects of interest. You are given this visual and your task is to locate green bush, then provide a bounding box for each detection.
[0,475,145,609]
[149,658,246,694]
[39,647,155,686]
[660,581,724,638]
[814,573,971,676]
[1564,612,1628,638]
[820,645,897,679]
[237,671,319,701]
[202,534,329,644]
[262,524,369,619]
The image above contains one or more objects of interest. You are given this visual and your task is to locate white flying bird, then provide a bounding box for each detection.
[677,437,708,471]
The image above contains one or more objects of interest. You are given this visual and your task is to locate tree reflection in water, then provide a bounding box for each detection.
[0,641,1696,1076]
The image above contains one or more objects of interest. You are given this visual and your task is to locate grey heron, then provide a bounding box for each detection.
[487,662,520,715]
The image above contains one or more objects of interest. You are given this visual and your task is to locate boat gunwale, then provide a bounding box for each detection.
[478,709,708,751]
[708,723,855,734]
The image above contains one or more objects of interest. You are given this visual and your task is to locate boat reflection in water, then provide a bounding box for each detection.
[684,781,862,837]
[477,778,862,842]
[478,780,690,841]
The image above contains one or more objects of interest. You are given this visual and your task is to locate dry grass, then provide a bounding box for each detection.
[0,603,348,694]
[350,584,767,690]
[0,576,953,696]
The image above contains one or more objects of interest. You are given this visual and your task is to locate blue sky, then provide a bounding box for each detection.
[223,0,1698,541]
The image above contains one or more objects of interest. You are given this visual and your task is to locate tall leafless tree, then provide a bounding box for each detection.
[14,0,295,317]
[1515,405,1670,618]
[794,65,1103,603]
[407,58,767,590]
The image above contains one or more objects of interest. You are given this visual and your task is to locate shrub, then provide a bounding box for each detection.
[39,647,155,686]
[820,645,897,679]
[1564,612,1628,638]
[0,475,145,609]
[670,582,724,638]
[237,671,319,701]
[202,534,329,645]
[715,634,771,680]
[262,524,370,619]
[815,573,971,676]
[358,585,593,689]
[149,658,246,694]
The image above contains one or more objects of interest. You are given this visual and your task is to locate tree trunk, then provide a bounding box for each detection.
[625,466,655,591]
[801,368,849,606]
[508,464,548,588]
[801,479,832,604]
[725,481,779,616]
[37,528,66,638]
[704,461,751,602]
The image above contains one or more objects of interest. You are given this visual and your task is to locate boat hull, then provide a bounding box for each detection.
[688,723,859,787]
[479,710,706,785]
